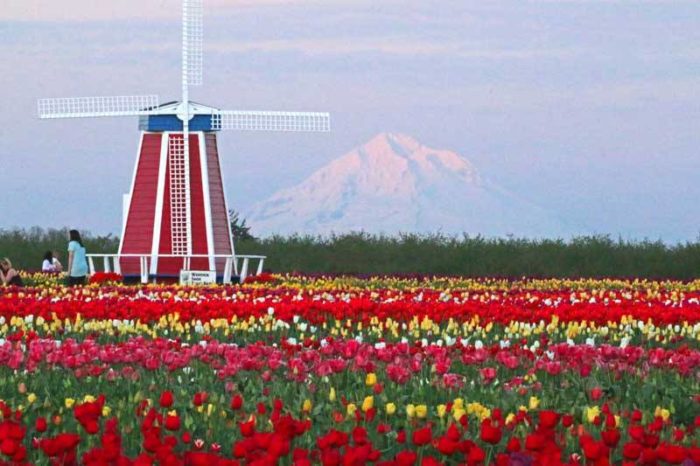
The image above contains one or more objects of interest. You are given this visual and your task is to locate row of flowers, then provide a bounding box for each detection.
[18,271,700,293]
[9,278,700,303]
[2,289,700,328]
[0,336,697,379]
[0,313,697,349]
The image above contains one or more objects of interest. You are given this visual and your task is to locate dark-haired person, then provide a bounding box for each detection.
[42,251,58,272]
[0,258,23,287]
[67,230,88,286]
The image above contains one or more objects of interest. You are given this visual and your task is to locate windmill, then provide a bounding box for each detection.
[37,0,330,279]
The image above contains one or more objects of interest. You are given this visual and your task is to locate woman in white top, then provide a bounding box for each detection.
[42,251,58,272]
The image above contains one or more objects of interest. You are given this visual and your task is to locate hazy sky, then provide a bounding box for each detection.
[1,0,699,241]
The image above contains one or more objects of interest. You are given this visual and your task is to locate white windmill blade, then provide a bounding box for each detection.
[211,110,331,132]
[38,95,159,119]
[183,0,204,87]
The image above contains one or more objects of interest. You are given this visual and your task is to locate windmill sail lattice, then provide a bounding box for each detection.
[183,0,204,86]
[38,0,330,279]
[38,95,159,119]
[211,111,331,132]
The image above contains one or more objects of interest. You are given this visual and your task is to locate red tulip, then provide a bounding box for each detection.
[480,419,502,444]
[239,419,255,437]
[396,430,406,444]
[601,429,620,447]
[525,433,545,451]
[395,451,418,466]
[506,436,521,452]
[412,427,432,446]
[230,395,243,410]
[159,391,174,408]
[192,392,207,407]
[467,446,486,464]
[622,442,642,460]
[562,414,574,428]
[35,417,47,433]
[539,410,560,429]
[164,414,180,431]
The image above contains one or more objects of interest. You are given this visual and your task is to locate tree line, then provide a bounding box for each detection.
[2,225,699,279]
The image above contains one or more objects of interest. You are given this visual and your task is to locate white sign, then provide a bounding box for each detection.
[179,270,217,286]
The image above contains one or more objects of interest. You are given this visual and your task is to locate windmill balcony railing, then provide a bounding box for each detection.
[86,254,266,285]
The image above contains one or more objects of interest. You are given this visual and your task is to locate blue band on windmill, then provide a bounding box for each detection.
[138,103,216,132]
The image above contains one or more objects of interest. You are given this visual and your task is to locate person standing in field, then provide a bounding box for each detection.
[67,230,88,286]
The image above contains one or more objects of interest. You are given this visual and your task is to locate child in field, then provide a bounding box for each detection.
[0,258,23,286]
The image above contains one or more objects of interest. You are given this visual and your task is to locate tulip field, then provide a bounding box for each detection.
[0,274,698,465]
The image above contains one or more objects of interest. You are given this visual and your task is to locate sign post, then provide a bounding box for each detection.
[179,270,217,285]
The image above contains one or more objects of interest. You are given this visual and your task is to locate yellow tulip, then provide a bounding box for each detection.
[385,403,396,415]
[586,406,600,423]
[529,396,540,410]
[437,404,447,418]
[64,398,75,409]
[361,396,374,413]
[478,408,491,421]
[102,406,111,417]
[365,373,377,387]
[346,403,357,416]
[27,393,37,404]
[654,406,670,421]
[329,387,336,402]
[406,404,416,418]
[303,399,313,413]
[415,404,428,419]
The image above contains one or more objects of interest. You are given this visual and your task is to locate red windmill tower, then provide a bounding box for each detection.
[37,0,330,282]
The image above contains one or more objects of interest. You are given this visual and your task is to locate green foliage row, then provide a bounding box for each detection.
[2,227,699,278]
[236,233,700,279]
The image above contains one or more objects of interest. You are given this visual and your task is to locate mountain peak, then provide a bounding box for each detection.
[358,132,419,163]
[354,133,480,185]
[246,133,570,237]
[367,132,422,152]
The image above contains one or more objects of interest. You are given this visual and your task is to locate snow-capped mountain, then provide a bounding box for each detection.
[246,133,571,237]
